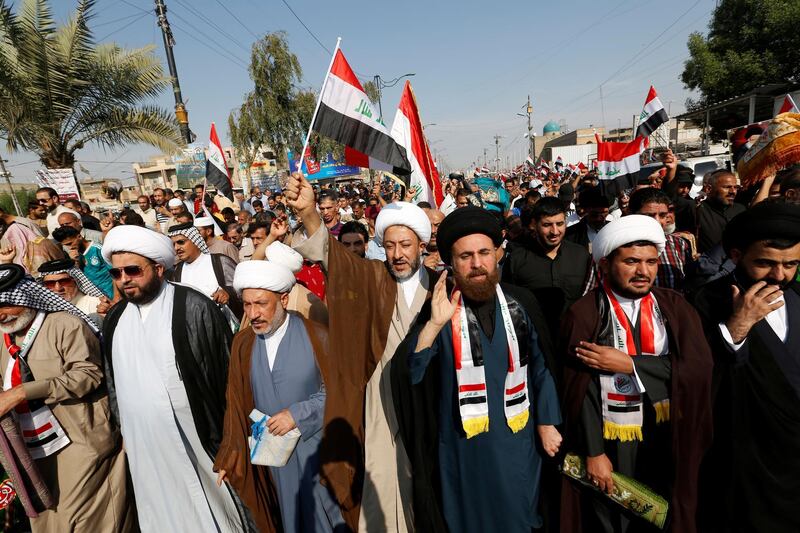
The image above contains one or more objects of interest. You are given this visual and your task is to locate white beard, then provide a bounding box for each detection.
[0,307,37,335]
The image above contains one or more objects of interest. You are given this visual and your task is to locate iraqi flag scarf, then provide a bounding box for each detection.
[451,284,530,438]
[599,282,669,442]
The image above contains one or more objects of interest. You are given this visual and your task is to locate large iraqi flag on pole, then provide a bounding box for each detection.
[389,81,444,206]
[206,123,233,200]
[301,39,411,179]
[595,134,648,196]
[636,86,669,138]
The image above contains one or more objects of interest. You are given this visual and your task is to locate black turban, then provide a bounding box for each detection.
[437,206,503,264]
[723,200,800,253]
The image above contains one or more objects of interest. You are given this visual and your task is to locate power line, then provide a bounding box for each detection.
[210,0,259,40]
[96,12,151,42]
[172,0,250,52]
[94,11,148,28]
[278,0,331,55]
[170,23,249,70]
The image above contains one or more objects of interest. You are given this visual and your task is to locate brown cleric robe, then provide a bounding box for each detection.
[293,225,432,532]
[0,312,136,533]
[558,288,713,533]
[214,316,330,533]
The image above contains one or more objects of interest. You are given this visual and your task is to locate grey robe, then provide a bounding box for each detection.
[251,314,343,532]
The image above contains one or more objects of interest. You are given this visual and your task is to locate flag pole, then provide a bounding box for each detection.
[296,37,342,173]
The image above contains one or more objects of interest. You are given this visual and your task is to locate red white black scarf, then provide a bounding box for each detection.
[451,284,529,438]
[3,312,70,459]
[600,282,669,442]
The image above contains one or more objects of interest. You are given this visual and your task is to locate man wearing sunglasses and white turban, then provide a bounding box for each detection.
[100,225,251,533]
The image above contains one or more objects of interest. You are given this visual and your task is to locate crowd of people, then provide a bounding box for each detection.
[0,148,797,533]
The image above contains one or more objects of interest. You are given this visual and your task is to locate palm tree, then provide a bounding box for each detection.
[0,0,183,169]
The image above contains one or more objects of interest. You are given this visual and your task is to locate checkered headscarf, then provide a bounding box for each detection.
[0,265,99,334]
[168,223,210,254]
[38,267,105,298]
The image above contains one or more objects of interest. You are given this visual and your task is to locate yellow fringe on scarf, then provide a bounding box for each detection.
[507,410,529,434]
[603,421,643,442]
[654,400,670,424]
[463,416,489,439]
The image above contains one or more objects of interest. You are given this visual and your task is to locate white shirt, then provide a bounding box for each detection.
[719,295,788,350]
[398,267,425,309]
[259,313,291,370]
[180,254,219,298]
[609,289,665,392]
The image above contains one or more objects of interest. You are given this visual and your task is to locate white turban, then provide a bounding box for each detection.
[233,260,296,296]
[193,216,215,228]
[167,198,183,208]
[374,202,431,244]
[266,242,303,273]
[592,214,666,262]
[102,225,176,269]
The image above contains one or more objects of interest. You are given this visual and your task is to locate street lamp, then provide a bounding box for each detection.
[423,123,437,129]
[373,73,415,121]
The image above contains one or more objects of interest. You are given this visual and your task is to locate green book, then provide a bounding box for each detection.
[561,453,669,529]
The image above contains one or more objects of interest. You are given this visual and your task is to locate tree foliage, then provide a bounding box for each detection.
[0,0,183,168]
[681,0,800,108]
[228,32,309,176]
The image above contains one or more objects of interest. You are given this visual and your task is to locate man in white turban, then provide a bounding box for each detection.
[215,259,344,533]
[264,242,327,325]
[558,214,713,532]
[284,173,432,532]
[100,225,250,533]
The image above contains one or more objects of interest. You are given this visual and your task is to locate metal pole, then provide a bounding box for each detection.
[0,157,21,216]
[374,75,383,122]
[494,134,502,172]
[527,95,533,160]
[155,0,192,145]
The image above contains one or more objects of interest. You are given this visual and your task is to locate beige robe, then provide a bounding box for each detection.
[0,312,135,533]
[208,238,241,264]
[294,225,428,532]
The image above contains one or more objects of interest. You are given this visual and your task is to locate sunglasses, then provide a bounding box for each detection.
[37,199,50,204]
[108,264,149,279]
[43,278,75,289]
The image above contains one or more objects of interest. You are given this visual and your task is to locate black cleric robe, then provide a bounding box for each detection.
[691,275,800,533]
[559,288,713,533]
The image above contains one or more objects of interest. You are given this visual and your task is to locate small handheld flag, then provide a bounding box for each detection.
[636,86,669,138]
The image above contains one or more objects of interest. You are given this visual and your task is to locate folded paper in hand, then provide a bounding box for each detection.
[248,409,301,467]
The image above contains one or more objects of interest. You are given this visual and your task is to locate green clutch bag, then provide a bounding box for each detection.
[561,453,669,529]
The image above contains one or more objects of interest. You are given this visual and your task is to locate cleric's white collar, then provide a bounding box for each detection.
[397,265,426,309]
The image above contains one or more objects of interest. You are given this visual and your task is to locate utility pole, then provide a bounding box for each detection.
[526,95,533,159]
[483,148,488,168]
[155,0,192,145]
[0,157,22,216]
[494,134,503,172]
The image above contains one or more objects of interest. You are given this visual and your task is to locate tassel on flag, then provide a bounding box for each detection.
[206,123,233,200]
[301,39,411,181]
[595,134,648,196]
[636,86,669,138]
[778,94,799,115]
[389,81,444,207]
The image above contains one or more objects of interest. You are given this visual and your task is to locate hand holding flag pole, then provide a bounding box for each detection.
[297,37,342,174]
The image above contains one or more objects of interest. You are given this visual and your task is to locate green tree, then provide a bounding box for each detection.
[681,0,800,108]
[228,93,264,189]
[0,0,183,169]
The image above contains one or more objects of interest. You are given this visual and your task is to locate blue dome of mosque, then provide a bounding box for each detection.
[543,120,560,135]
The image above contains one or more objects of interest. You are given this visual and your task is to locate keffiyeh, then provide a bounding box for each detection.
[37,259,105,298]
[168,222,210,254]
[0,265,98,333]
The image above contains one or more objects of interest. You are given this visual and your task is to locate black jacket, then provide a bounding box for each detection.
[696,199,745,253]
[102,283,234,458]
[171,253,242,318]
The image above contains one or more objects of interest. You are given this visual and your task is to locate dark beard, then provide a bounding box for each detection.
[454,266,500,302]
[733,265,791,290]
[123,276,164,305]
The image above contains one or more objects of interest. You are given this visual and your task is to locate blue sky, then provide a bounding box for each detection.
[4,0,715,182]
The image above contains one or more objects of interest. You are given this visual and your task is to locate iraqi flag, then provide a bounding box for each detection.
[636,86,669,138]
[389,81,444,207]
[206,123,233,200]
[595,134,647,196]
[778,94,799,114]
[312,48,410,177]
